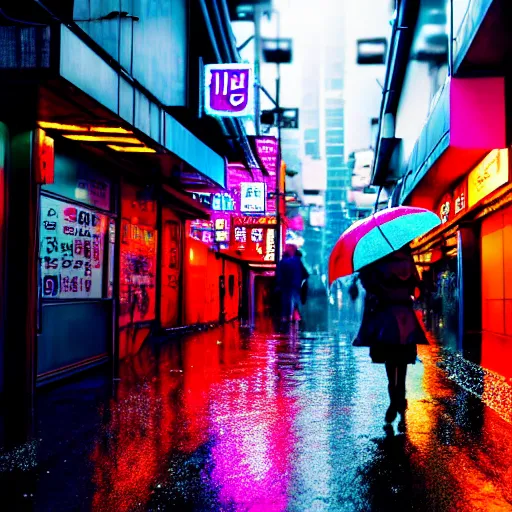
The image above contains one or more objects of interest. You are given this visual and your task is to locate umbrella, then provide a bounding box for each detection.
[328,206,441,284]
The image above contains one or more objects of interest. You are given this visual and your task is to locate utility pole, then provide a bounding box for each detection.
[275,61,282,262]
[253,5,262,136]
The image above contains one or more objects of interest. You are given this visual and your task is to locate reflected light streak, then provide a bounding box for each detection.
[107,145,156,153]
[63,135,142,144]
[38,121,133,134]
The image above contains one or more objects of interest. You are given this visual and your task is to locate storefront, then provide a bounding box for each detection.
[414,179,468,351]
[37,146,116,381]
[413,148,512,379]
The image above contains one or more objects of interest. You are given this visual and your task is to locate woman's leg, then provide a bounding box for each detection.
[384,362,398,422]
[396,363,408,413]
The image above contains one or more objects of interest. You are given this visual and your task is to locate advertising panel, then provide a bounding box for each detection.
[468,149,509,208]
[40,196,107,299]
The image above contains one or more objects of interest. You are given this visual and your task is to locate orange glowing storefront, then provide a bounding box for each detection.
[413,148,512,380]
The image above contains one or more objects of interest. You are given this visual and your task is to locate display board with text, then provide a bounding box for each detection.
[39,196,107,299]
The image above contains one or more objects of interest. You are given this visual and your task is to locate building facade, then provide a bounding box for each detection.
[372,0,512,385]
[0,0,264,446]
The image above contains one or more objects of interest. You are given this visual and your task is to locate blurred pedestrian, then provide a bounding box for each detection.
[354,245,427,431]
[296,250,310,305]
[276,244,306,323]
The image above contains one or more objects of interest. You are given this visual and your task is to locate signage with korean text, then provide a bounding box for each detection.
[190,220,214,244]
[234,226,276,262]
[453,180,467,216]
[204,63,254,118]
[437,193,452,224]
[436,177,469,225]
[212,193,235,211]
[233,216,277,226]
[240,182,266,213]
[468,149,509,208]
[264,228,276,262]
[40,196,107,299]
[214,217,229,243]
[250,136,278,177]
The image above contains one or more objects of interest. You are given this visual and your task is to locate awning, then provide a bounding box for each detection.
[162,185,212,220]
[0,23,226,188]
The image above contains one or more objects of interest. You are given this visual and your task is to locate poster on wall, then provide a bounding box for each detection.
[39,196,107,299]
[119,219,157,324]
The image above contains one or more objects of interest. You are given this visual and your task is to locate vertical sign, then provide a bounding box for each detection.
[34,128,55,184]
[204,64,254,118]
[249,137,279,213]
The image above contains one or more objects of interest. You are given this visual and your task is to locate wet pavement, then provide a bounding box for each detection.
[1,296,512,511]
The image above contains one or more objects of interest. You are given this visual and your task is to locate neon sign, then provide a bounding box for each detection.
[214,218,229,242]
[264,229,276,262]
[468,149,509,208]
[204,64,254,118]
[233,216,277,226]
[212,193,235,211]
[240,182,266,213]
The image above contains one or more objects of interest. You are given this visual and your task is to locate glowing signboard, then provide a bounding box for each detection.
[453,181,467,216]
[234,226,247,242]
[212,193,235,211]
[438,193,452,224]
[40,196,107,299]
[240,182,266,213]
[190,220,214,244]
[214,218,229,242]
[250,136,278,176]
[468,149,509,208]
[264,228,276,261]
[204,63,254,118]
[233,216,277,226]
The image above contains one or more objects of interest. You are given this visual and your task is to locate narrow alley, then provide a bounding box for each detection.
[1,298,511,511]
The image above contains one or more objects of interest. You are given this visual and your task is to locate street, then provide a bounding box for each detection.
[1,298,511,512]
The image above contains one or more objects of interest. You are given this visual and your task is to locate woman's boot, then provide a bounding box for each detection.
[385,385,397,423]
[397,398,407,432]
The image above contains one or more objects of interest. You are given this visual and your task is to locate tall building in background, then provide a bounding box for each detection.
[321,5,349,261]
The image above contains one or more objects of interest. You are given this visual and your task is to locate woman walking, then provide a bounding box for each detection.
[354,246,427,430]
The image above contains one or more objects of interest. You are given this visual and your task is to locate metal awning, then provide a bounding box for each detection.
[0,22,226,188]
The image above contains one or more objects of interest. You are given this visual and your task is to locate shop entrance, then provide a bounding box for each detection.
[37,152,115,381]
[248,269,275,326]
[419,237,460,352]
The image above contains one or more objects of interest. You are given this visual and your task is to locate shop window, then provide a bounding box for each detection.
[39,196,108,299]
